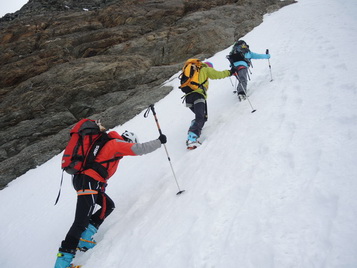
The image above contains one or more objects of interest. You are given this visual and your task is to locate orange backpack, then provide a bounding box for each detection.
[178,59,207,94]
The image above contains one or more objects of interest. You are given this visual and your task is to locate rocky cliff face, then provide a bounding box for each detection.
[0,0,295,188]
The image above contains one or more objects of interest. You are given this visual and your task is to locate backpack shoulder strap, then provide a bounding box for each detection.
[84,134,123,180]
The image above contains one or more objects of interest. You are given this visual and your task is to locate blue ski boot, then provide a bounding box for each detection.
[186,131,201,150]
[77,223,98,252]
[54,249,75,268]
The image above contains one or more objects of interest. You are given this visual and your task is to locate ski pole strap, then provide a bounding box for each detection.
[144,106,151,118]
[144,104,155,118]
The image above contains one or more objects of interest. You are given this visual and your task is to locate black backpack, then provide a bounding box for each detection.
[227,40,251,66]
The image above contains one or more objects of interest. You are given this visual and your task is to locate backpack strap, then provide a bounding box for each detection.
[99,156,123,165]
[84,134,124,180]
[54,170,65,205]
[181,78,208,102]
[189,78,208,89]
[89,155,123,179]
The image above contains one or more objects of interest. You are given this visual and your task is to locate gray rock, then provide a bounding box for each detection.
[0,0,296,188]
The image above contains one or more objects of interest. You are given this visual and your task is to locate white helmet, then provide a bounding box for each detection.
[95,119,106,132]
[121,130,139,143]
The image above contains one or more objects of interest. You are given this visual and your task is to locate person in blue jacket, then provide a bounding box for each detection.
[228,40,271,101]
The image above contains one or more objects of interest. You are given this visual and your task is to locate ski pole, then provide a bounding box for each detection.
[229,76,234,87]
[266,49,273,82]
[233,73,257,113]
[227,56,237,93]
[144,104,185,195]
[228,57,254,110]
[231,74,240,94]
[231,74,238,94]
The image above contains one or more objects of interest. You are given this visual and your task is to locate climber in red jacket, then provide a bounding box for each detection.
[55,121,167,268]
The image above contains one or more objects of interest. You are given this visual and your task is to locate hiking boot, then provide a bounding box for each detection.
[54,249,75,268]
[77,223,97,252]
[186,140,201,150]
[238,92,246,101]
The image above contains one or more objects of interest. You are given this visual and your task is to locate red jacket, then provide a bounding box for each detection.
[82,131,161,182]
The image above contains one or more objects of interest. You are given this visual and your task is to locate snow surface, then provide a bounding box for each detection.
[1,0,357,267]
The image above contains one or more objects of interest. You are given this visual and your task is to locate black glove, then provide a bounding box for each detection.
[229,66,236,76]
[158,134,167,144]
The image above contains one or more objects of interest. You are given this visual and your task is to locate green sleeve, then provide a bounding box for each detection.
[199,67,230,83]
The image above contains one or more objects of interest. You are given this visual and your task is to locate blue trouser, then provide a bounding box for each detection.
[185,92,207,137]
[60,175,115,251]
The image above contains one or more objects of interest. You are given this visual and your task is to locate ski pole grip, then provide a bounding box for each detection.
[149,104,163,135]
[149,104,156,115]
[266,49,269,54]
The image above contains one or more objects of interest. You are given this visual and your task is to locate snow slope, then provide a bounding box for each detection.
[1,0,357,267]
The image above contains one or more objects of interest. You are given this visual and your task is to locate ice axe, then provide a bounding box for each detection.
[266,49,273,82]
[144,104,185,195]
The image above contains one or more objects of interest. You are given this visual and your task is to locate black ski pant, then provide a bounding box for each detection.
[235,67,248,95]
[60,174,115,252]
[185,92,207,137]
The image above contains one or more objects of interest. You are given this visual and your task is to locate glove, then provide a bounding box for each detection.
[266,54,271,59]
[158,134,167,144]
